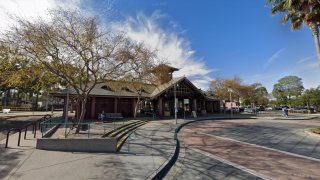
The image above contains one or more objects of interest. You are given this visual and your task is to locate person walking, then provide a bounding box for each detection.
[284,108,289,118]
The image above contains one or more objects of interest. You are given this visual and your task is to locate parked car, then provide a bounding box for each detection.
[291,107,301,110]
[256,106,265,111]
[220,107,227,113]
[227,107,238,113]
[265,107,273,110]
[239,106,246,112]
[300,107,308,111]
[275,107,282,110]
[244,107,256,113]
[309,108,316,112]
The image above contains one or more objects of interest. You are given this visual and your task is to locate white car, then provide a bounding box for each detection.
[244,107,256,113]
[265,107,273,111]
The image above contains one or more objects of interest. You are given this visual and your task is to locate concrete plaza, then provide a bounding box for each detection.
[0,112,320,179]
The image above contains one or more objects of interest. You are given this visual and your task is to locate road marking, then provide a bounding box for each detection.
[185,129,320,163]
[185,145,274,180]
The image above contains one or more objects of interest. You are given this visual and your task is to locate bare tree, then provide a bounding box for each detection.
[2,8,132,133]
[120,42,170,118]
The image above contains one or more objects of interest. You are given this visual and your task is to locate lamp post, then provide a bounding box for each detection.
[46,87,49,112]
[173,82,179,124]
[228,87,233,118]
[306,90,310,114]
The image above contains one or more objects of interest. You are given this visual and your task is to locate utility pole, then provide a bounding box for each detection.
[46,87,49,112]
[228,87,233,118]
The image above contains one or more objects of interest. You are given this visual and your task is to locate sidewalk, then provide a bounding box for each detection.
[0,113,319,180]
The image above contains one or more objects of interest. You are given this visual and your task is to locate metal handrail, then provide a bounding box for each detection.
[5,128,21,148]
[24,122,36,139]
[144,112,157,121]
[40,115,63,137]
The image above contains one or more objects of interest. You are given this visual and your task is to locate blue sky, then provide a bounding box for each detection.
[1,0,320,93]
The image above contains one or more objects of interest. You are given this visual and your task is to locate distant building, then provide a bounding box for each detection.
[225,101,240,109]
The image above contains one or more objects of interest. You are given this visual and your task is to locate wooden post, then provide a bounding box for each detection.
[133,99,137,116]
[203,100,205,110]
[193,99,197,111]
[114,98,117,113]
[70,99,74,113]
[91,97,95,118]
[159,97,163,116]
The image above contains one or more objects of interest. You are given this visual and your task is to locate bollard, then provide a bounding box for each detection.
[42,123,45,138]
[88,123,90,138]
[128,138,130,152]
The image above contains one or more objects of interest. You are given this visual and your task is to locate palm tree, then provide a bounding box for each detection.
[266,0,320,70]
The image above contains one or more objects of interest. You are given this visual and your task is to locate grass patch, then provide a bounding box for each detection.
[308,127,320,135]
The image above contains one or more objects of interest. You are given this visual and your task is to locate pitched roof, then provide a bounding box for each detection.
[50,81,157,97]
[149,76,186,98]
[200,90,220,100]
[50,77,221,101]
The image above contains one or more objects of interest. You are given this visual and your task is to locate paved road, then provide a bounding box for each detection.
[178,119,320,180]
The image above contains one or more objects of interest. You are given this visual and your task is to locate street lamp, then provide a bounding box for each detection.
[228,87,233,118]
[172,82,179,124]
[306,90,310,114]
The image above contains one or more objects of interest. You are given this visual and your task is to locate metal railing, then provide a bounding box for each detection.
[0,106,32,112]
[24,122,36,139]
[5,114,55,148]
[145,112,156,121]
[39,116,140,152]
[5,128,21,148]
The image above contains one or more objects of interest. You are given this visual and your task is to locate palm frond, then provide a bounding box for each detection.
[284,0,294,9]
[282,12,295,23]
[292,19,303,30]
[271,1,287,15]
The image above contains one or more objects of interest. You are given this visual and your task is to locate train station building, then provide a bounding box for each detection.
[51,67,220,118]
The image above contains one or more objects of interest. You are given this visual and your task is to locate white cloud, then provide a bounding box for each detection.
[263,49,285,69]
[113,11,216,89]
[0,0,85,32]
[296,55,317,64]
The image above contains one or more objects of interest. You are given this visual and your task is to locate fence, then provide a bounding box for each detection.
[40,117,137,137]
[0,106,32,112]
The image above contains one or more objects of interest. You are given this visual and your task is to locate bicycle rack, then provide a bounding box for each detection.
[5,128,21,148]
[24,122,36,139]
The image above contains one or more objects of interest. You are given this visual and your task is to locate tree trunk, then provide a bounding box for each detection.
[75,97,87,134]
[5,89,10,106]
[309,24,320,71]
[76,96,81,120]
[134,95,141,119]
[288,96,291,109]
[17,91,20,106]
[35,92,39,111]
